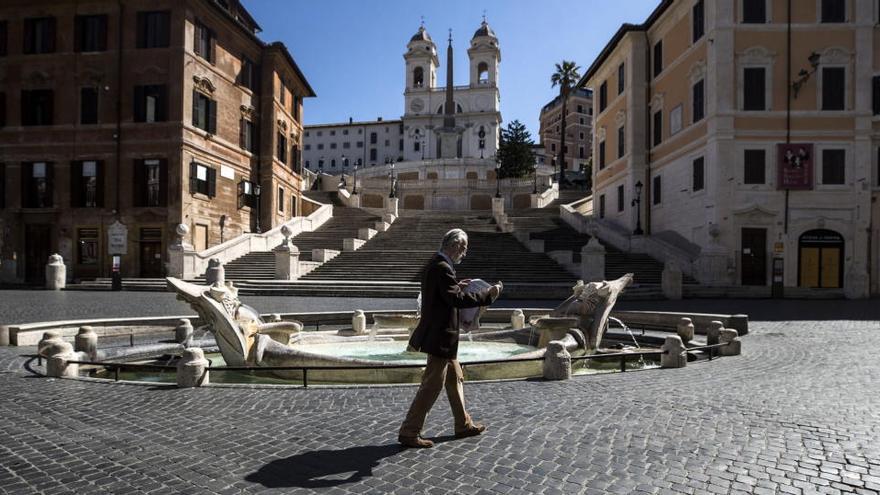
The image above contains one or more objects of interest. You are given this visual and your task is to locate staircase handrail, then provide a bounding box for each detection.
[179,204,334,279]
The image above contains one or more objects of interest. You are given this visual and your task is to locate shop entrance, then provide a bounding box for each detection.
[24,224,52,284]
[798,229,843,288]
[139,228,164,278]
[740,228,767,286]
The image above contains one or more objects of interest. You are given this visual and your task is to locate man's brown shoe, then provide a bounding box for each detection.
[454,424,486,439]
[398,435,434,448]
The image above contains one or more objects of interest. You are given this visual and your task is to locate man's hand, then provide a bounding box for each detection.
[457,278,472,289]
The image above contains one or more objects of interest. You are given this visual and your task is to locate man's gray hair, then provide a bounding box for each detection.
[441,229,468,250]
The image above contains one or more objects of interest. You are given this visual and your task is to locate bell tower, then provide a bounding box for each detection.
[468,19,500,88]
[404,24,438,92]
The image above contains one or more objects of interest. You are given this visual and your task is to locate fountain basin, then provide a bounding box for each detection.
[371,313,420,330]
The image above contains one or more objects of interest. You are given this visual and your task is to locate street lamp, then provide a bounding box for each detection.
[551,156,557,182]
[341,155,348,188]
[532,164,538,194]
[631,180,644,235]
[421,138,425,160]
[352,159,359,194]
[495,160,502,198]
[387,159,396,198]
[254,183,262,233]
[317,157,324,190]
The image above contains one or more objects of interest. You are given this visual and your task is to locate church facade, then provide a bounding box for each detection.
[303,21,502,173]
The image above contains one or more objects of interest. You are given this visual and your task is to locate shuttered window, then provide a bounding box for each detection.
[134,85,167,122]
[743,68,766,111]
[23,17,55,54]
[81,88,99,125]
[599,81,607,112]
[75,15,107,52]
[137,11,170,48]
[652,175,662,205]
[653,40,663,78]
[189,162,216,197]
[21,90,53,126]
[192,91,216,133]
[693,0,705,42]
[70,160,104,207]
[821,0,845,22]
[742,0,766,23]
[193,20,215,62]
[653,110,663,147]
[134,159,167,207]
[598,140,606,170]
[821,67,845,111]
[617,184,624,212]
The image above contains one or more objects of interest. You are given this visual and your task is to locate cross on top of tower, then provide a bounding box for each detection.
[420,16,425,28]
[448,28,452,43]
[482,11,487,24]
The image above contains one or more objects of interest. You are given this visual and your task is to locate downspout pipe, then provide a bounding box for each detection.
[115,0,123,215]
[644,30,652,236]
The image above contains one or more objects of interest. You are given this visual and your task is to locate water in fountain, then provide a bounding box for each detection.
[368,322,380,341]
[607,316,646,369]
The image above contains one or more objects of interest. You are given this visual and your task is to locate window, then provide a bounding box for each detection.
[579,147,585,159]
[317,144,324,150]
[356,141,363,148]
[822,149,845,184]
[693,0,705,42]
[579,132,585,140]
[693,157,705,191]
[304,144,311,150]
[742,0,766,23]
[821,0,845,22]
[240,119,256,152]
[330,130,336,136]
[653,110,663,146]
[192,91,216,133]
[653,40,663,78]
[278,187,284,212]
[618,63,625,95]
[77,228,99,265]
[279,84,286,105]
[743,149,766,184]
[81,88,98,125]
[369,148,377,161]
[277,132,287,163]
[0,92,5,128]
[292,144,301,173]
[24,17,55,54]
[330,159,336,168]
[189,162,216,197]
[21,90,53,126]
[598,141,606,169]
[874,76,880,115]
[134,85,167,122]
[343,142,350,149]
[236,180,256,209]
[75,15,107,52]
[330,143,337,149]
[343,129,349,135]
[599,194,605,219]
[239,56,256,90]
[414,141,420,152]
[23,162,53,208]
[384,139,390,146]
[136,11,170,49]
[617,184,624,212]
[822,67,845,111]
[599,81,607,112]
[617,125,625,158]
[399,139,404,151]
[652,175,662,205]
[693,79,705,122]
[743,67,766,110]
[0,21,7,56]
[370,132,377,144]
[194,21,214,62]
[134,159,166,207]
[71,160,102,207]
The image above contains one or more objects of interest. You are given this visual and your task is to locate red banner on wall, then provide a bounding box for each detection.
[777,143,813,190]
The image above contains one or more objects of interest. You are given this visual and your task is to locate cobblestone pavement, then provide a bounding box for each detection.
[1,304,880,494]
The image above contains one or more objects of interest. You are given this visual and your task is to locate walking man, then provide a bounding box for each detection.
[398,229,503,448]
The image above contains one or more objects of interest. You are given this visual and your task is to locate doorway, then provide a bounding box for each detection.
[741,227,767,286]
[798,229,843,288]
[25,224,51,284]
[139,228,163,277]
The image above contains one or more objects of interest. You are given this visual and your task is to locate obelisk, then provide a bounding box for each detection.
[437,30,462,159]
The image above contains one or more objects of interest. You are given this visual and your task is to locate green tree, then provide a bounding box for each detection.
[496,120,535,179]
[550,60,581,184]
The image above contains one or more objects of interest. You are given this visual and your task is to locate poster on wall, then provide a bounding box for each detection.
[776,143,813,190]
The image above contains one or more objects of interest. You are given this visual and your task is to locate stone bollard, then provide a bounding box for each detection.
[38,331,63,357]
[661,262,683,300]
[270,314,282,322]
[510,309,525,330]
[676,317,695,343]
[177,348,209,388]
[718,329,741,356]
[352,310,366,335]
[175,319,194,346]
[46,341,79,378]
[0,325,9,347]
[660,335,687,368]
[205,258,225,285]
[542,341,571,380]
[74,326,98,359]
[45,254,66,290]
[707,320,724,345]
[274,242,301,280]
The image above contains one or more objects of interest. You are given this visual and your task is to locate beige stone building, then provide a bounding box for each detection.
[538,87,593,176]
[581,0,879,296]
[0,0,314,283]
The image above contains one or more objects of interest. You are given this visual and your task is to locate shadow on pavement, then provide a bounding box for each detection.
[245,444,403,488]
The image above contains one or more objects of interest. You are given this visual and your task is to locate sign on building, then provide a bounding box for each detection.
[776,143,813,190]
[107,220,128,255]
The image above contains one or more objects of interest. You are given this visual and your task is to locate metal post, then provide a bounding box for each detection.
[620,355,626,372]
[303,368,308,388]
[114,366,120,381]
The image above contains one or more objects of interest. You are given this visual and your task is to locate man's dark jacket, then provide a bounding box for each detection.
[408,254,496,359]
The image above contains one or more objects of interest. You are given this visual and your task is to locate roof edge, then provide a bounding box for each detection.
[268,42,317,97]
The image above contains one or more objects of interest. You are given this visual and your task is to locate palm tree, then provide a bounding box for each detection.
[550,60,581,185]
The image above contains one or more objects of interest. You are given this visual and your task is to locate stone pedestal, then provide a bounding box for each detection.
[274,243,300,281]
[542,341,571,381]
[46,341,79,378]
[38,331,63,356]
[580,238,606,283]
[343,238,366,251]
[707,320,724,345]
[205,258,225,285]
[177,348,209,388]
[349,193,360,208]
[510,309,525,330]
[175,319,194,346]
[718,328,741,356]
[492,197,504,218]
[352,310,366,335]
[74,326,98,359]
[357,228,377,241]
[385,197,399,217]
[676,317,695,343]
[694,245,729,286]
[382,213,397,225]
[45,254,66,290]
[167,224,195,278]
[662,262,683,300]
[660,335,687,368]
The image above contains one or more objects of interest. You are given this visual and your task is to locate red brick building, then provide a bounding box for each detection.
[0,0,314,283]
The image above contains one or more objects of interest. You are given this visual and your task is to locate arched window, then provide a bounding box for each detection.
[413,67,424,88]
[477,62,489,84]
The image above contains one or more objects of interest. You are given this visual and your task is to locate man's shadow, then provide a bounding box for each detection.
[244,443,407,489]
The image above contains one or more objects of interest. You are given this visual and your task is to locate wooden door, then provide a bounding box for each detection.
[24,224,51,284]
[820,248,841,288]
[193,224,208,252]
[799,247,820,287]
[741,228,767,286]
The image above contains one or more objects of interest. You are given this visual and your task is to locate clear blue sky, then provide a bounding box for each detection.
[241,1,659,138]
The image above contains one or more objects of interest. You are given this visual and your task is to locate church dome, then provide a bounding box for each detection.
[410,26,432,43]
[472,20,496,39]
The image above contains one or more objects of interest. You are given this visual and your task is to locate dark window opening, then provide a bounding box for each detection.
[599,81,607,112]
[71,160,103,208]
[189,162,216,197]
[693,0,705,42]
[693,79,705,122]
[22,162,53,208]
[240,119,256,152]
[653,40,663,78]
[192,90,216,133]
[194,20,215,62]
[77,228,99,265]
[598,141,606,169]
[743,67,766,111]
[822,67,845,111]
[693,157,705,191]
[0,92,5,128]
[873,76,880,115]
[75,15,107,52]
[134,85,167,123]
[23,17,55,54]
[617,126,625,158]
[652,175,662,205]
[237,180,257,209]
[617,63,625,95]
[277,132,287,164]
[821,0,846,22]
[822,149,845,185]
[653,110,662,147]
[278,187,284,212]
[742,0,767,23]
[136,11,170,49]
[599,194,605,219]
[617,184,624,212]
[0,21,7,56]
[81,87,99,125]
[413,66,424,88]
[239,57,257,90]
[21,89,53,126]
[744,149,766,184]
